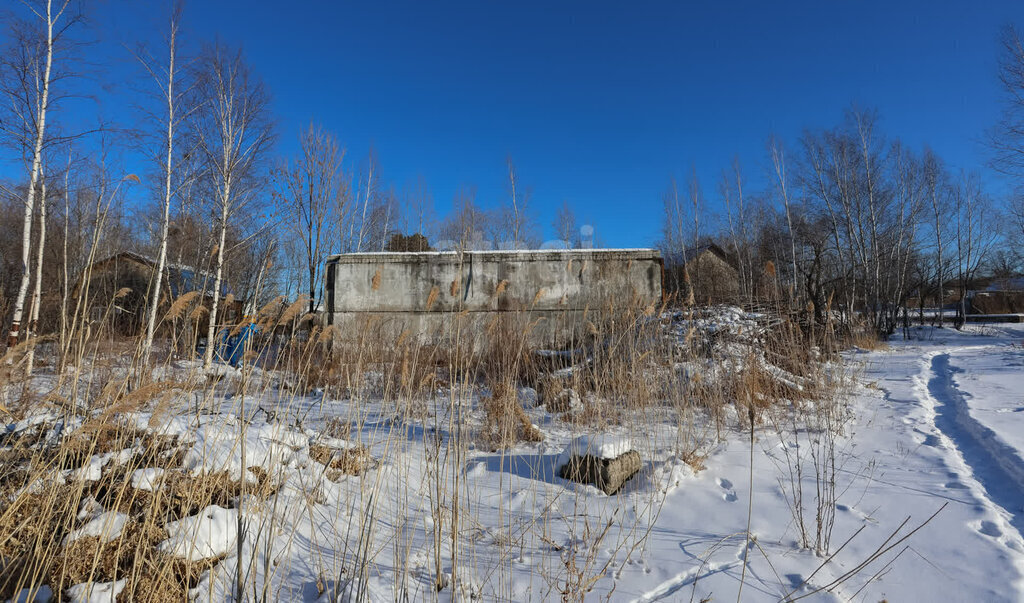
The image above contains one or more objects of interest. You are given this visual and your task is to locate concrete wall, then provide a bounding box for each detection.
[324,249,663,347]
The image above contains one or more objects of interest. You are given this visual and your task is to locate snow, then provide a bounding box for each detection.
[77,496,103,521]
[159,504,239,561]
[64,511,130,545]
[66,579,126,603]
[67,448,140,483]
[558,434,633,464]
[69,454,105,482]
[11,585,52,602]
[943,340,1024,458]
[12,318,1024,601]
[179,414,301,482]
[130,467,165,491]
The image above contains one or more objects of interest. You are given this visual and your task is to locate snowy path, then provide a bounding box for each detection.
[928,351,1024,536]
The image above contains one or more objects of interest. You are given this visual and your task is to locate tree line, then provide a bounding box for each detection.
[2,0,1023,369]
[659,27,1024,337]
[0,0,582,370]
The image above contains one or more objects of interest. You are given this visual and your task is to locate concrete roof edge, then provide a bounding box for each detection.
[325,248,663,264]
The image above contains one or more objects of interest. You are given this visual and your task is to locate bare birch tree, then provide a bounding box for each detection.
[993,25,1024,177]
[923,149,949,324]
[505,157,529,248]
[0,0,78,348]
[769,136,799,303]
[353,150,377,252]
[190,43,274,369]
[24,164,47,374]
[134,1,191,365]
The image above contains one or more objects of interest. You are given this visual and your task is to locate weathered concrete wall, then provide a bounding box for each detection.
[324,249,663,346]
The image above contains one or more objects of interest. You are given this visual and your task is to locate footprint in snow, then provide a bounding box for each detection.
[717,478,737,502]
[977,520,1002,538]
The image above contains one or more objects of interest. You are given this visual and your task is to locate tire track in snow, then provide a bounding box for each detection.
[929,353,1024,537]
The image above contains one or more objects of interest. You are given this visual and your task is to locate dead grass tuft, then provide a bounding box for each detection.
[310,444,372,478]
[479,383,544,451]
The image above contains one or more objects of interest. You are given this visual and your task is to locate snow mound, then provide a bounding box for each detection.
[159,504,238,561]
[130,467,165,491]
[70,455,106,482]
[181,417,297,481]
[558,434,632,465]
[64,511,130,546]
[67,579,126,603]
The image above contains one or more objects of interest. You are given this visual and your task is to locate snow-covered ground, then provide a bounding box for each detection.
[7,323,1024,601]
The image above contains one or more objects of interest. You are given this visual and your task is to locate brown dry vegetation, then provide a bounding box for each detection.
[0,275,867,600]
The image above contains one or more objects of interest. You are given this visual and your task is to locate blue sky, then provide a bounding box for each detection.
[10,1,1024,247]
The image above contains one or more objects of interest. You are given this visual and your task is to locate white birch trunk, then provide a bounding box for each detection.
[143,19,178,366]
[26,176,47,375]
[203,183,230,369]
[9,0,56,349]
[356,162,373,252]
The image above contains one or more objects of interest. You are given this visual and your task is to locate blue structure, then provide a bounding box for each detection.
[217,323,259,367]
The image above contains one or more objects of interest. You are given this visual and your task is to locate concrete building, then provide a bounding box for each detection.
[323,249,663,347]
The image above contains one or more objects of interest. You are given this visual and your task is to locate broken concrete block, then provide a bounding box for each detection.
[558,436,641,494]
[559,451,641,495]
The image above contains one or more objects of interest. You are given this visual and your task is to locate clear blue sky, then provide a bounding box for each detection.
[16,1,1024,247]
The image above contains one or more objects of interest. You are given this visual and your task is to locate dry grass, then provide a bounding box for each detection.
[310,443,372,478]
[0,400,278,599]
[0,276,861,600]
[479,383,544,450]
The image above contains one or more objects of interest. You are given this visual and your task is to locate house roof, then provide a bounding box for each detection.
[91,251,238,299]
[985,277,1024,292]
[681,243,736,269]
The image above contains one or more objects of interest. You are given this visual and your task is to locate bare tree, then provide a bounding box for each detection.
[923,149,949,324]
[440,188,488,250]
[993,25,1024,176]
[134,1,191,365]
[403,175,436,242]
[24,164,48,374]
[190,43,274,369]
[62,152,139,367]
[552,200,577,248]
[0,0,79,348]
[769,136,799,303]
[504,157,530,247]
[721,160,747,300]
[352,149,378,252]
[275,123,344,313]
[952,173,996,328]
[659,176,687,296]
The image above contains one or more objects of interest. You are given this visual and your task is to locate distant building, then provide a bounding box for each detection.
[667,244,739,304]
[969,276,1024,315]
[72,251,243,335]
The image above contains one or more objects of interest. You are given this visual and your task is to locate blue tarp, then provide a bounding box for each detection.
[216,323,259,367]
